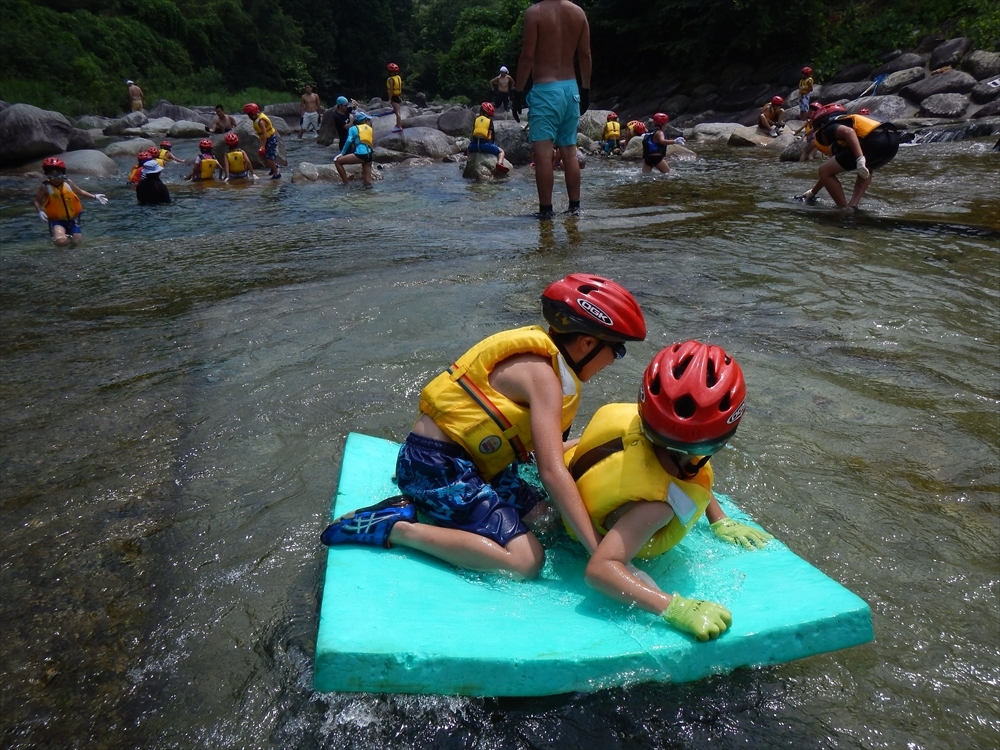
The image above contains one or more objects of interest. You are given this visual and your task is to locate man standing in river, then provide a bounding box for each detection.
[514,0,591,218]
[298,85,323,138]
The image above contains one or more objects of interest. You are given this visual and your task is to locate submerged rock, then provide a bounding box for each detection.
[462,151,512,181]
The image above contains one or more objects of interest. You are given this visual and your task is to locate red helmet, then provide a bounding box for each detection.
[607,111,618,121]
[771,95,784,106]
[629,120,647,135]
[42,157,66,171]
[160,140,172,149]
[813,103,847,124]
[858,107,871,115]
[801,66,813,76]
[199,138,213,151]
[141,148,156,160]
[243,103,260,116]
[639,341,746,455]
[480,102,495,117]
[224,132,239,146]
[387,62,399,73]
[653,112,669,125]
[542,274,646,343]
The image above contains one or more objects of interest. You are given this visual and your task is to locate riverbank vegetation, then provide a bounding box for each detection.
[1,0,996,116]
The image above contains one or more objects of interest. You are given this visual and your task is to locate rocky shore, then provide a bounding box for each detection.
[1,35,997,181]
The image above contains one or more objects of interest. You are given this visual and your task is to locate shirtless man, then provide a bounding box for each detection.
[126,80,144,112]
[209,104,237,134]
[514,0,591,218]
[298,85,323,138]
[489,66,515,112]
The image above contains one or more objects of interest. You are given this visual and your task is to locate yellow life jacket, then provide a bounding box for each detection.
[816,114,883,156]
[603,121,621,140]
[472,115,492,140]
[158,148,171,162]
[387,74,402,98]
[799,76,814,95]
[199,156,219,180]
[43,181,83,221]
[564,403,714,559]
[357,123,373,148]
[254,113,276,139]
[419,325,581,480]
[227,150,247,173]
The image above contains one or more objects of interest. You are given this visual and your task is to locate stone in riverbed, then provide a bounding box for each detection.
[919,93,970,118]
[0,103,73,164]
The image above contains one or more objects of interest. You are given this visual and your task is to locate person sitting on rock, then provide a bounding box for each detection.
[601,112,622,154]
[564,341,771,641]
[641,112,684,174]
[222,133,256,181]
[32,157,108,246]
[185,139,222,182]
[334,111,374,187]
[136,160,171,206]
[758,96,786,137]
[468,102,508,175]
[208,105,237,134]
[795,104,901,209]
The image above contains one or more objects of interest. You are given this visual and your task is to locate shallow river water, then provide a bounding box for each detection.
[1,135,998,750]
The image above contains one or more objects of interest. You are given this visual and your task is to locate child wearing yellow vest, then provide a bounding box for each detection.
[185,139,222,182]
[468,102,508,174]
[386,62,403,132]
[334,111,375,187]
[564,341,772,641]
[33,157,108,246]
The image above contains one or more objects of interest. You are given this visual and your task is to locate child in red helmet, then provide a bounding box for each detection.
[601,112,621,154]
[386,63,403,132]
[32,157,108,246]
[564,341,773,641]
[222,132,256,181]
[185,139,222,182]
[244,103,281,179]
[759,96,786,137]
[641,112,684,173]
[322,275,647,580]
[468,102,508,175]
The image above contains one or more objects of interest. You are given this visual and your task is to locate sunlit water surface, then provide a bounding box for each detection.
[1,136,998,749]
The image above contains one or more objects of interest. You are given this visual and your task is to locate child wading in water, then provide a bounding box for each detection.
[222,133,256,181]
[33,157,108,246]
[641,113,684,174]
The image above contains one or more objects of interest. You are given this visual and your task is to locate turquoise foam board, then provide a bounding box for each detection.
[315,433,873,696]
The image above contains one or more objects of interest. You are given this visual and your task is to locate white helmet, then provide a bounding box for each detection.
[500,66,509,74]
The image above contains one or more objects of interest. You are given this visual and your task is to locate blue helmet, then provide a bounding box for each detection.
[336,96,349,106]
[354,111,371,122]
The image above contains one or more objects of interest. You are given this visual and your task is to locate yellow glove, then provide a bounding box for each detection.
[662,594,731,641]
[711,517,774,550]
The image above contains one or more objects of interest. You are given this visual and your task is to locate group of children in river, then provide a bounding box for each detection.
[321,274,772,642]
[32,61,903,244]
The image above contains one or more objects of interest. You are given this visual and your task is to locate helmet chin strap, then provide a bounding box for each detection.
[554,339,605,376]
[668,451,711,479]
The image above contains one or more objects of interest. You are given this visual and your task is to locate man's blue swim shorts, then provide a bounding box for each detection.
[527,80,581,147]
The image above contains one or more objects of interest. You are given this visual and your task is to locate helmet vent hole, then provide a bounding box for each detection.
[674,395,696,419]
[672,355,692,380]
[719,392,731,412]
[648,374,661,396]
[706,358,718,387]
[578,285,596,294]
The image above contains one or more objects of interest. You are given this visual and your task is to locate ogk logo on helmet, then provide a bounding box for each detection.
[576,299,613,326]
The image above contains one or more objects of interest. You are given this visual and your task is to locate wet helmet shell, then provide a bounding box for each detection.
[160,140,172,149]
[801,66,813,76]
[812,103,847,125]
[199,138,213,151]
[387,62,400,73]
[771,95,784,106]
[42,156,66,171]
[243,103,260,116]
[653,112,669,125]
[607,111,618,121]
[480,102,495,117]
[542,274,646,343]
[224,132,239,146]
[639,341,746,455]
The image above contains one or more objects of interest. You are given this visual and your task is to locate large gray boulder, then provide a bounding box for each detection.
[962,51,1000,81]
[689,122,742,143]
[437,106,476,136]
[168,120,210,138]
[103,111,148,136]
[372,146,418,164]
[0,103,73,164]
[493,121,531,164]
[846,95,913,121]
[818,81,874,103]
[972,100,1000,118]
[880,67,927,95]
[104,138,157,158]
[402,113,440,129]
[873,53,926,77]
[138,117,176,136]
[291,161,381,184]
[147,100,212,125]
[715,84,772,111]
[930,37,972,70]
[578,110,612,141]
[67,128,96,152]
[262,102,300,118]
[901,70,977,102]
[831,63,873,83]
[462,151,511,181]
[727,125,794,148]
[919,93,969,118]
[660,95,690,118]
[19,149,118,177]
[75,115,114,130]
[971,76,1000,104]
[376,126,458,159]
